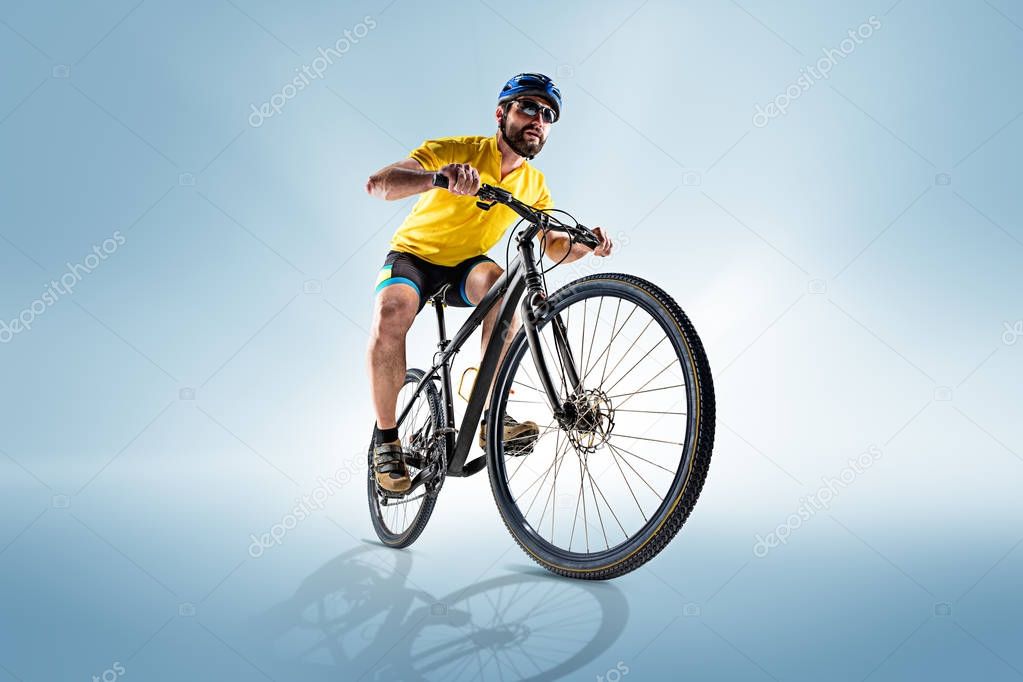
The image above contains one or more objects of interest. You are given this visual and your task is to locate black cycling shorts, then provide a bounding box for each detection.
[374,250,496,312]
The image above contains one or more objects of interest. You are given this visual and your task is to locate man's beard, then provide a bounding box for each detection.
[500,118,545,158]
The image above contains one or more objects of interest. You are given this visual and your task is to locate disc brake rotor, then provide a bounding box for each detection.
[562,389,615,453]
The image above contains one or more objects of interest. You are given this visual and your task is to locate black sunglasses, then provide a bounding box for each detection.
[514,99,557,124]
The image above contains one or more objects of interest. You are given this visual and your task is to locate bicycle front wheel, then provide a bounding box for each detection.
[487,273,715,579]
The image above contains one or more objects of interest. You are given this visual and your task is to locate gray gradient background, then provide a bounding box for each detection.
[1,0,1021,680]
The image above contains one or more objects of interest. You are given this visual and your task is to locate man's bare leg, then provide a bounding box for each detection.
[367,284,419,429]
[463,263,539,452]
[463,263,518,410]
[366,283,419,492]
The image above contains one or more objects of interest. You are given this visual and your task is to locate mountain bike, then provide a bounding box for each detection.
[367,175,715,580]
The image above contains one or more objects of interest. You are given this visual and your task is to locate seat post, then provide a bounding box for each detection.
[432,291,448,347]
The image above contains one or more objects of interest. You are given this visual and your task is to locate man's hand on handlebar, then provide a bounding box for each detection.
[589,226,613,257]
[437,163,481,196]
[541,225,613,264]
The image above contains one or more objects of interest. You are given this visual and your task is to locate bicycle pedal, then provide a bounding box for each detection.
[377,482,417,500]
[377,488,402,502]
[503,439,537,457]
[403,453,426,469]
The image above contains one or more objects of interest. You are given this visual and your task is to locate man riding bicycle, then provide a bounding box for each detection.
[365,73,614,493]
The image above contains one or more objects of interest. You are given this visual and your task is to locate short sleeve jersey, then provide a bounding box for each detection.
[389,134,553,266]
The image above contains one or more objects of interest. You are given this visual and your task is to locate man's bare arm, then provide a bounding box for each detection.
[365,158,433,201]
[538,227,614,263]
[366,159,482,201]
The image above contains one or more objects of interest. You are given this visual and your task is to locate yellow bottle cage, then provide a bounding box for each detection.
[457,366,478,402]
[457,365,515,401]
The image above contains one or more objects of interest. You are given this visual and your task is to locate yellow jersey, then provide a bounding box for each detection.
[389,134,553,266]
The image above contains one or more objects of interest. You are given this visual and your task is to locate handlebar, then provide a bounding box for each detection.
[431,173,601,250]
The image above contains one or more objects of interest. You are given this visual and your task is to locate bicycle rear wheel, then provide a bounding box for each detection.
[367,368,441,548]
[487,274,715,579]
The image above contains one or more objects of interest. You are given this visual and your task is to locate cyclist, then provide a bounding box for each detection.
[365,73,614,493]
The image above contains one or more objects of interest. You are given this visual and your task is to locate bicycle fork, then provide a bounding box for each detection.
[518,236,584,422]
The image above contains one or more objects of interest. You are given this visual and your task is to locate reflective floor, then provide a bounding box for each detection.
[2,453,1020,681]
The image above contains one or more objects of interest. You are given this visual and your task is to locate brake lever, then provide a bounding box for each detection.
[473,183,507,211]
[574,224,602,249]
[434,174,501,210]
[479,184,511,202]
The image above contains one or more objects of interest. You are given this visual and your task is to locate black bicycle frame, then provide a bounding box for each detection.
[393,227,583,478]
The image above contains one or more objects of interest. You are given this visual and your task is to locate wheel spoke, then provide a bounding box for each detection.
[603,440,679,475]
[511,379,545,394]
[597,299,625,385]
[529,439,571,522]
[605,440,662,498]
[604,383,685,400]
[551,429,561,540]
[602,331,665,395]
[610,432,684,446]
[580,300,636,386]
[578,299,588,390]
[539,325,570,401]
[613,359,679,410]
[615,407,686,415]
[535,430,568,534]
[507,420,558,484]
[583,296,604,382]
[512,437,569,507]
[606,441,648,522]
[576,452,589,553]
[583,454,628,542]
[579,452,613,548]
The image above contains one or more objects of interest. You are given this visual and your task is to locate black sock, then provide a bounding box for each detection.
[375,424,399,444]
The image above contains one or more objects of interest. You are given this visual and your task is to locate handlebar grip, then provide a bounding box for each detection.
[432,173,449,189]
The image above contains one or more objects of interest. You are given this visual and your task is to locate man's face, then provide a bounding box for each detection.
[498,97,554,158]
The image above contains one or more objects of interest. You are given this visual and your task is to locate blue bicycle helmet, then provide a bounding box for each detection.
[498,73,562,121]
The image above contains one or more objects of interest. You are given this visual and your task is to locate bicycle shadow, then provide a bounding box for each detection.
[250,541,630,681]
